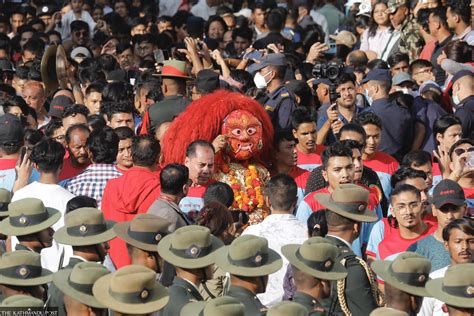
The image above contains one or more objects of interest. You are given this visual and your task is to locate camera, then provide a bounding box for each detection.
[312,61,345,82]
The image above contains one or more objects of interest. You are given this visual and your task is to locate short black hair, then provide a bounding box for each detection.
[442,218,474,242]
[387,52,409,68]
[44,119,63,138]
[322,142,353,170]
[79,68,105,85]
[354,111,383,130]
[131,135,160,167]
[87,114,106,132]
[85,82,104,96]
[409,59,433,73]
[264,174,297,211]
[160,164,189,195]
[186,140,215,158]
[449,138,474,160]
[390,183,421,202]
[339,139,363,152]
[205,15,228,36]
[446,0,471,25]
[101,100,135,121]
[367,59,389,71]
[65,123,90,144]
[22,38,44,56]
[62,104,90,120]
[203,182,234,208]
[29,138,65,173]
[114,126,134,140]
[232,26,252,42]
[86,127,119,163]
[265,9,284,32]
[428,7,449,31]
[402,151,432,168]
[70,20,89,33]
[273,129,295,149]
[335,72,356,88]
[390,167,427,189]
[291,107,315,130]
[432,114,462,144]
[338,123,367,143]
[66,196,98,214]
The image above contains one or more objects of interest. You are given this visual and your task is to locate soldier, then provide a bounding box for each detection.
[0,251,52,301]
[282,237,348,315]
[372,252,432,314]
[180,296,245,316]
[214,235,283,315]
[426,263,474,316]
[267,301,309,316]
[314,184,381,315]
[53,262,110,315]
[93,265,169,315]
[157,225,224,315]
[0,295,44,308]
[50,207,116,315]
[0,198,60,253]
[370,307,408,315]
[0,189,12,255]
[114,214,174,285]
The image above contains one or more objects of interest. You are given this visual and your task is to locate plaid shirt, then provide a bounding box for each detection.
[65,163,122,208]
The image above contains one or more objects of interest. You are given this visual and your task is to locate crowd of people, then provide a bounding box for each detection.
[0,0,473,314]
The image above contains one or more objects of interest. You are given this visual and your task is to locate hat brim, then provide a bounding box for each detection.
[113,222,160,252]
[0,268,53,286]
[371,261,431,297]
[53,221,116,246]
[92,274,169,314]
[53,269,105,309]
[180,301,206,316]
[426,278,474,308]
[314,193,378,223]
[0,208,61,236]
[281,245,347,281]
[214,246,282,277]
[157,234,223,269]
[434,198,466,209]
[153,73,193,80]
[385,7,397,14]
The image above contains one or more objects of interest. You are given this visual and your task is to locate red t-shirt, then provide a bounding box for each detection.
[463,186,474,217]
[288,166,310,190]
[296,145,325,171]
[59,157,89,181]
[363,151,399,175]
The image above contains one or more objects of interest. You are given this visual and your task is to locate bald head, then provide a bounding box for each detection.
[453,74,473,102]
[346,50,368,68]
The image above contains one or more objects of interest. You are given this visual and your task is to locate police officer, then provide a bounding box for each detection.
[314,184,381,315]
[372,252,432,314]
[252,53,298,132]
[157,225,224,316]
[282,237,348,315]
[214,234,283,315]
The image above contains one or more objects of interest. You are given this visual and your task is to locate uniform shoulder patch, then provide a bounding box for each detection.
[264,105,274,111]
[280,92,289,97]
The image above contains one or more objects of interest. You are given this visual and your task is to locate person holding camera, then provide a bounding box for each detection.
[316,73,361,146]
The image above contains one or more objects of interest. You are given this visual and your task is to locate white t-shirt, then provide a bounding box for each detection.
[418,266,448,316]
[12,182,75,272]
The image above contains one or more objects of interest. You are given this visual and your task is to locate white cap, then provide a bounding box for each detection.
[70,46,92,60]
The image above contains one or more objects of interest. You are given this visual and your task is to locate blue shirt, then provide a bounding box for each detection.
[407,234,450,272]
[263,85,298,132]
[317,106,362,145]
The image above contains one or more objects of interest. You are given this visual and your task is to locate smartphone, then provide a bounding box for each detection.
[326,41,337,55]
[244,50,263,60]
[154,49,165,64]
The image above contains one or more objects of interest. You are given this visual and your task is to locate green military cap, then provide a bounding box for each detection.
[386,0,408,14]
[92,265,169,314]
[214,234,282,277]
[0,198,60,236]
[53,262,110,308]
[267,301,308,316]
[1,295,44,308]
[157,225,223,269]
[114,214,171,252]
[53,208,116,246]
[282,237,347,281]
[426,263,474,309]
[371,252,431,297]
[370,307,408,315]
[180,296,245,316]
[0,251,53,286]
[315,184,378,223]
[155,60,192,79]
[0,189,12,217]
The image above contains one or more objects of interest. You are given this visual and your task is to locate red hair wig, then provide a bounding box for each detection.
[161,90,274,166]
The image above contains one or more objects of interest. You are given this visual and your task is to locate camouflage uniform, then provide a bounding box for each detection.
[399,16,424,62]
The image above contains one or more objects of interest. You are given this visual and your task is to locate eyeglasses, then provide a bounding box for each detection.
[73,30,88,37]
[393,201,421,213]
[454,147,474,156]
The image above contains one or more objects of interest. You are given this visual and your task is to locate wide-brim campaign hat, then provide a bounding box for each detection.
[370,307,408,315]
[0,198,60,236]
[154,60,192,79]
[158,225,223,269]
[267,301,309,316]
[315,184,378,223]
[0,189,12,217]
[92,265,169,314]
[214,234,282,277]
[54,207,116,246]
[282,237,347,281]
[1,295,44,308]
[53,262,110,309]
[0,251,53,286]
[371,252,431,297]
[180,296,245,316]
[426,263,474,309]
[114,214,171,252]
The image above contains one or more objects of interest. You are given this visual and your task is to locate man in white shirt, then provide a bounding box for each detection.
[12,138,75,272]
[242,174,308,307]
[419,217,474,316]
[56,0,96,40]
[190,0,220,20]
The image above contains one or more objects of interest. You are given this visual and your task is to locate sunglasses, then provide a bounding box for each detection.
[454,147,474,156]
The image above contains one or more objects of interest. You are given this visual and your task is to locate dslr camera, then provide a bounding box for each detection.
[312,61,345,103]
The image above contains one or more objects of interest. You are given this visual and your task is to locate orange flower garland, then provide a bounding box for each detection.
[222,164,265,212]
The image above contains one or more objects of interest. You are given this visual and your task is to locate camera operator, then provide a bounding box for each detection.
[316,72,361,145]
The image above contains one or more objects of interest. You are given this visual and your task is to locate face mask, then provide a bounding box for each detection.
[364,89,373,106]
[452,93,460,105]
[254,71,272,89]
[400,87,417,97]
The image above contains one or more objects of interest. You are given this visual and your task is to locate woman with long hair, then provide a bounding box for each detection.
[359,0,392,58]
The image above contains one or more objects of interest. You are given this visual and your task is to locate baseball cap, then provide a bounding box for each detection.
[251,53,287,72]
[419,80,442,95]
[432,179,466,209]
[361,68,392,84]
[71,47,92,60]
[0,59,14,73]
[0,114,24,145]
[36,4,58,17]
[392,72,414,86]
[195,69,220,94]
[386,0,408,14]
[48,95,74,119]
[329,31,358,49]
[451,69,473,85]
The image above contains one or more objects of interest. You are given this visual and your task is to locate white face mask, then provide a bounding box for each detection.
[364,89,373,105]
[253,71,272,89]
[452,93,460,105]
